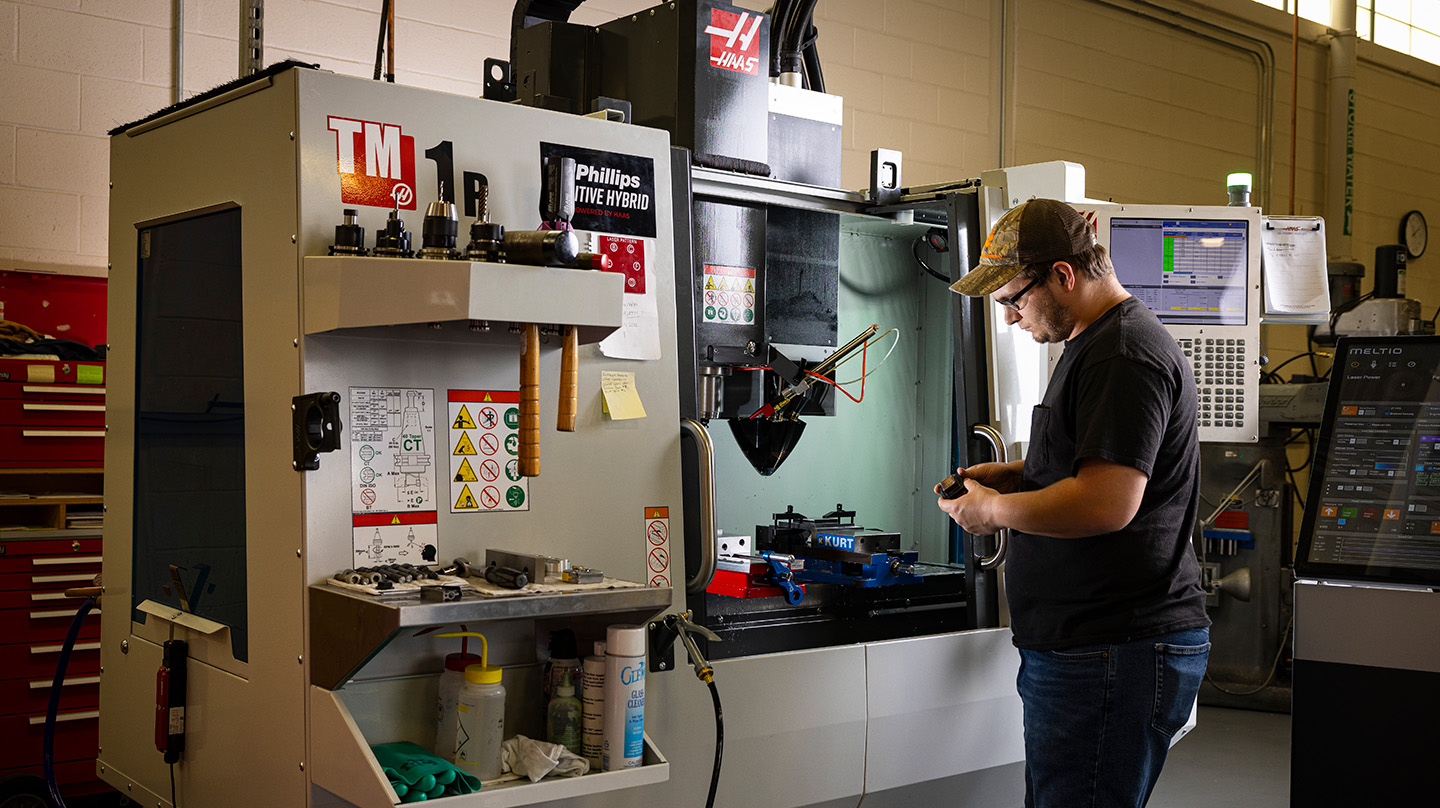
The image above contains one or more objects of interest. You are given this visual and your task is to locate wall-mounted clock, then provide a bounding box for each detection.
[1401,209,1427,259]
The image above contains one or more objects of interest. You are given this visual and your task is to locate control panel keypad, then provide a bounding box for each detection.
[1177,337,1248,430]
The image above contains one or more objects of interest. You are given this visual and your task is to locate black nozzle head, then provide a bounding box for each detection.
[729,416,807,476]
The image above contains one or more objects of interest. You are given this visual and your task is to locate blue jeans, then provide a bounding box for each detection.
[1018,627,1210,808]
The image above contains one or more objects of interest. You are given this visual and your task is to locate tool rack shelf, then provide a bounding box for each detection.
[302,256,625,343]
[309,583,671,690]
[307,583,671,807]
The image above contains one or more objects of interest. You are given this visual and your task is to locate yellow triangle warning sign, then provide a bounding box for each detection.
[454,458,479,483]
[453,432,477,456]
[483,392,493,402]
[704,276,716,290]
[744,279,754,293]
[455,485,479,510]
[453,405,476,430]
[390,515,401,525]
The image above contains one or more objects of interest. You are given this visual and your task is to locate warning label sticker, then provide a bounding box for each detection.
[349,387,438,564]
[701,265,756,326]
[449,389,528,513]
[645,506,671,589]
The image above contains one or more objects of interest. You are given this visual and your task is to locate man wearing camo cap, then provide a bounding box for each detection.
[937,199,1210,807]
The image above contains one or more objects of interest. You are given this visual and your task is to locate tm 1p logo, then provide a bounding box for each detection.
[705,8,762,75]
[327,116,417,210]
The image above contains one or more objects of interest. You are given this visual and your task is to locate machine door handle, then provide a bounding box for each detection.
[971,423,1010,571]
[682,419,717,595]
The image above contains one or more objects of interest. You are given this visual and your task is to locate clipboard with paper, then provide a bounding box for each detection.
[1260,216,1330,324]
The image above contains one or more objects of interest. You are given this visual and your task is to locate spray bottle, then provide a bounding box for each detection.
[437,631,505,779]
[433,631,484,760]
[581,640,606,768]
[602,624,646,771]
[546,669,583,755]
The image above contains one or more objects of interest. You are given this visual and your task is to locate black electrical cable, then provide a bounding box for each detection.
[1260,351,1327,384]
[1326,291,1375,342]
[705,679,724,808]
[1205,618,1292,697]
[913,237,950,283]
[43,596,97,808]
[373,0,391,81]
[801,27,825,93]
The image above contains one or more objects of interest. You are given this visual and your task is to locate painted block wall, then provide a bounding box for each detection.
[1,0,1437,365]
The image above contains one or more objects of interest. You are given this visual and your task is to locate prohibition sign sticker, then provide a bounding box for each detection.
[480,486,501,509]
[478,433,500,456]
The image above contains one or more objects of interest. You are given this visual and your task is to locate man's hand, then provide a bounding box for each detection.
[956,461,1023,494]
[936,477,1006,535]
[934,461,1021,534]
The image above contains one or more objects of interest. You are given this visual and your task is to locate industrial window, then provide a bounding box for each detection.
[132,207,249,662]
[1250,0,1440,67]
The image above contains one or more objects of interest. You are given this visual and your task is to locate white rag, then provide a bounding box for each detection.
[500,735,591,782]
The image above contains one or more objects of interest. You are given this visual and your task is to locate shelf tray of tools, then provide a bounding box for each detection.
[302,256,624,343]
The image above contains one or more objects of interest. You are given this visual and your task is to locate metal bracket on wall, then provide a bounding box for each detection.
[293,392,343,471]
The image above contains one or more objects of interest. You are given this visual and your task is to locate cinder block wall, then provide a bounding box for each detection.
[1,0,1437,339]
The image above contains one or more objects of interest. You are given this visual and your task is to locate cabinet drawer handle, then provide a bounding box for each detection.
[31,641,101,654]
[32,556,103,567]
[29,675,100,689]
[29,710,99,725]
[30,608,100,619]
[22,403,106,413]
[22,386,105,395]
[32,574,95,585]
[21,429,105,438]
[31,592,70,602]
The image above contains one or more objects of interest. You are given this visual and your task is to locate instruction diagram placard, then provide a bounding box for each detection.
[349,387,439,564]
[449,389,529,513]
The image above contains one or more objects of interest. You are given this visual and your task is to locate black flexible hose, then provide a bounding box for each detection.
[44,596,97,808]
[705,678,724,808]
[801,28,825,93]
[768,1,796,77]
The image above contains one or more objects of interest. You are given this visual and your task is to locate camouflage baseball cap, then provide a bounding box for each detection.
[949,199,1097,296]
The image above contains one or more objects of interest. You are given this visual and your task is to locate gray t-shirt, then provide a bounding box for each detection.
[1007,296,1210,650]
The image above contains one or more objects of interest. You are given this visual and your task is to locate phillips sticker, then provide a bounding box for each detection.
[349,388,438,564]
[449,389,529,513]
[540,143,656,238]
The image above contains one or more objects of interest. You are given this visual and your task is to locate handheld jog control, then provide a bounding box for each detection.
[936,473,966,499]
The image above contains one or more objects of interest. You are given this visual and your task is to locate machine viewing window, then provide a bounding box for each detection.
[1295,336,1440,586]
[1108,218,1249,326]
[132,207,249,661]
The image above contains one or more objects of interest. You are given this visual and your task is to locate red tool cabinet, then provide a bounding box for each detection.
[0,355,109,799]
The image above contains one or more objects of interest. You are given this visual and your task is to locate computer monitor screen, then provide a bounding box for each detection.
[1294,336,1440,586]
[1108,218,1249,326]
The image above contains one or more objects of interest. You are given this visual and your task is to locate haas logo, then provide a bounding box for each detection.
[705,9,762,75]
[327,116,417,210]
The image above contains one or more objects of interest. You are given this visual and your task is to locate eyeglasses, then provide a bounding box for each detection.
[996,275,1043,312]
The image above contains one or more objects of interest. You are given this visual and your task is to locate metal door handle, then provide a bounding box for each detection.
[971,423,1010,571]
[682,419,717,594]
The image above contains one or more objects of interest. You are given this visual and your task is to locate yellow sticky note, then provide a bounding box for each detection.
[600,371,647,420]
[77,364,104,385]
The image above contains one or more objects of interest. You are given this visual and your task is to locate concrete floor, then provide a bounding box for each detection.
[1149,706,1291,807]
